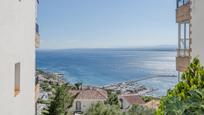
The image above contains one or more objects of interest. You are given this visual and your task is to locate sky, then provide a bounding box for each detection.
[38,0,177,49]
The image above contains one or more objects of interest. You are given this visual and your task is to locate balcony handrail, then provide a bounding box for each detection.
[177,0,190,8]
[177,48,190,57]
[176,0,190,23]
[177,48,190,51]
[36,23,39,33]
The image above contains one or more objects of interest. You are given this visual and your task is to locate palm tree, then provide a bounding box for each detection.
[74,82,82,90]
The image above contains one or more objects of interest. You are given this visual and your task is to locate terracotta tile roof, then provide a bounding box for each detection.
[69,90,80,97]
[96,89,108,98]
[71,89,107,100]
[120,95,145,105]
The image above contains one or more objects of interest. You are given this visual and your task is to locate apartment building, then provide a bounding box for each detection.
[191,0,204,64]
[176,0,204,78]
[0,0,40,115]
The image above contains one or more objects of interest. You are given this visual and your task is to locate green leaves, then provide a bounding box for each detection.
[105,91,119,106]
[74,82,82,90]
[85,102,122,115]
[128,104,155,115]
[47,84,74,115]
[157,57,204,115]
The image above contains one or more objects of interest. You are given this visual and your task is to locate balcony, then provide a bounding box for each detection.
[176,0,191,23]
[176,49,191,72]
[177,48,191,57]
[35,23,40,48]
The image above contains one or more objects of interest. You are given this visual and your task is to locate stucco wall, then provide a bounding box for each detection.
[192,0,204,64]
[119,98,131,109]
[0,0,36,115]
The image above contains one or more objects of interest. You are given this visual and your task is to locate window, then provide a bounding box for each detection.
[76,101,81,111]
[14,63,20,96]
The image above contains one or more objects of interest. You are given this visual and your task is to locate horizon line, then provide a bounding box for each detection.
[37,45,177,51]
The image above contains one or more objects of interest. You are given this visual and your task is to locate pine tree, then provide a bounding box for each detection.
[47,84,74,115]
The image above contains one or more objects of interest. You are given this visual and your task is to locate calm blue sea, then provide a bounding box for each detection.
[36,49,178,96]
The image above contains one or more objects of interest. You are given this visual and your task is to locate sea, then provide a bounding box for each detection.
[36,48,178,96]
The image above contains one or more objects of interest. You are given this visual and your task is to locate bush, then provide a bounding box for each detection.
[128,104,155,115]
[105,91,119,106]
[157,58,204,114]
[141,96,159,103]
[85,102,123,115]
[37,98,51,105]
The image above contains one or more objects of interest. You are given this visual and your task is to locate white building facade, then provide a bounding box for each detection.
[191,0,204,64]
[70,90,107,115]
[176,0,204,78]
[0,0,39,115]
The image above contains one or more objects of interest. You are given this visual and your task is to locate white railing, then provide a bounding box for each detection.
[177,49,190,57]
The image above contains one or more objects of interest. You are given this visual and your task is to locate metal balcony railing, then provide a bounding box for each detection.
[176,0,191,23]
[177,0,190,8]
[177,49,191,57]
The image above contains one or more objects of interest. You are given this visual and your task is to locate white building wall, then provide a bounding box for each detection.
[192,0,204,64]
[119,98,131,109]
[0,0,36,115]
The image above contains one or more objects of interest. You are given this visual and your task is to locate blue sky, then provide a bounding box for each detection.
[38,0,177,49]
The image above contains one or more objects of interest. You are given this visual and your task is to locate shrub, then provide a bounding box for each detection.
[157,58,204,114]
[105,91,119,106]
[85,102,123,115]
[128,104,155,115]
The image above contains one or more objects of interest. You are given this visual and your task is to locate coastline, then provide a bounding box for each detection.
[37,69,177,97]
[36,69,161,114]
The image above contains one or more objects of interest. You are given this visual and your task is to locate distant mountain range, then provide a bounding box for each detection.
[37,45,177,51]
[136,45,177,51]
[76,45,177,51]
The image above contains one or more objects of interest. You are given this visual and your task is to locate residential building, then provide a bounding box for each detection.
[0,0,40,114]
[70,89,108,115]
[119,94,145,110]
[176,0,204,79]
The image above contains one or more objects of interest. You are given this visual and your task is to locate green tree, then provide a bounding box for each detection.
[141,96,159,103]
[105,91,119,106]
[157,57,204,115]
[85,102,123,115]
[128,104,155,115]
[46,84,75,115]
[74,82,82,90]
